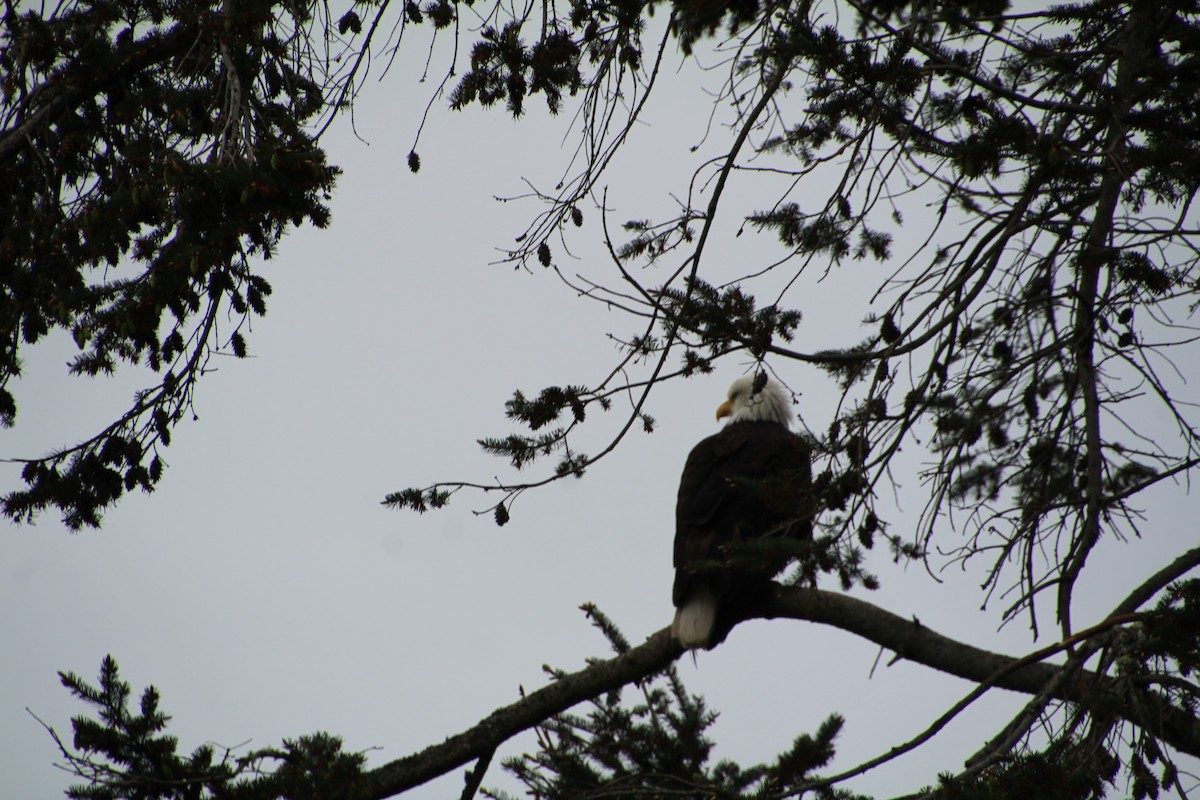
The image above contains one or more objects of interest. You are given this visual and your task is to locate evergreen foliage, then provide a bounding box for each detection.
[49,656,365,800]
[52,622,874,800]
[2,0,339,528]
[487,613,864,800]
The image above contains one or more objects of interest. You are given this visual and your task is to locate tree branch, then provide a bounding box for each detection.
[1110,545,1200,616]
[1058,1,1170,638]
[359,584,1200,799]
[761,588,1200,760]
[360,629,680,799]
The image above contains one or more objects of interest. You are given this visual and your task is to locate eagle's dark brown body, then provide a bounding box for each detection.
[673,418,813,649]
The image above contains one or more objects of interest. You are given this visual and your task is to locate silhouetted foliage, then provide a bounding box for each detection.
[49,656,365,800]
[2,0,338,528]
[488,608,864,800]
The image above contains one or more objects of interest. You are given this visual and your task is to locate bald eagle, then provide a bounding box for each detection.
[671,375,813,650]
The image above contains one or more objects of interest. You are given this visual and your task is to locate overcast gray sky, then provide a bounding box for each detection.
[4,12,1198,799]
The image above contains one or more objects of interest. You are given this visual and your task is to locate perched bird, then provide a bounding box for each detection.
[671,375,813,650]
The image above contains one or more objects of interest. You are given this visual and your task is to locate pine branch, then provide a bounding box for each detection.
[361,630,680,799]
[359,585,1200,799]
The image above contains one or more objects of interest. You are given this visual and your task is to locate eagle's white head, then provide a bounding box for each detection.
[716,375,793,428]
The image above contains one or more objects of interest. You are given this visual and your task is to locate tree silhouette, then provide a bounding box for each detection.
[5,1,1200,798]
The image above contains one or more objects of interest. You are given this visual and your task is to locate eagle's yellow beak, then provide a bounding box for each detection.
[716,399,733,421]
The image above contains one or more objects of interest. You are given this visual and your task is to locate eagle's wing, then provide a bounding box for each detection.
[672,422,812,645]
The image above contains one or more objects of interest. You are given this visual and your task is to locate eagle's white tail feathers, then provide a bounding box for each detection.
[672,589,718,650]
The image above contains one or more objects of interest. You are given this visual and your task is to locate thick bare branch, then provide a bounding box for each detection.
[761,589,1200,761]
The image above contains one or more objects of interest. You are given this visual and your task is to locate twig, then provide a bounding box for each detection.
[459,746,496,800]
